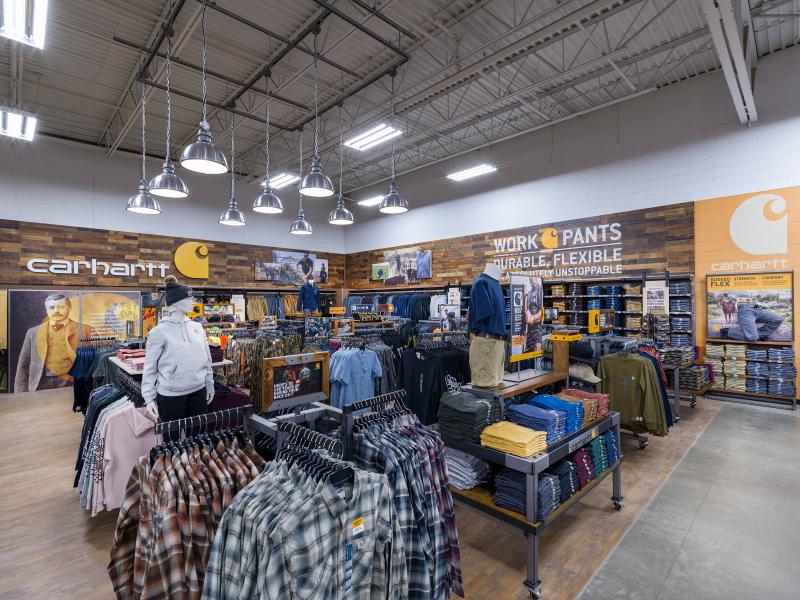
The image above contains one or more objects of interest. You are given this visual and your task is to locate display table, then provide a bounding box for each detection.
[448,412,623,599]
[661,363,708,421]
[108,356,232,376]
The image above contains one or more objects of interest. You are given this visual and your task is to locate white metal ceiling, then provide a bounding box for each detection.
[1,0,798,194]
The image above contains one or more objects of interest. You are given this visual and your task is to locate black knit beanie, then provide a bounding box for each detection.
[164,275,194,306]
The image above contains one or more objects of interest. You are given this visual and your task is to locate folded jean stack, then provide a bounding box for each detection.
[604,430,620,465]
[668,280,693,296]
[562,388,610,420]
[745,348,768,361]
[645,314,671,347]
[769,379,796,398]
[588,437,609,476]
[571,447,595,488]
[747,377,769,394]
[746,361,770,377]
[445,447,491,490]
[567,283,587,327]
[705,343,725,383]
[537,474,561,519]
[549,460,579,503]
[438,390,500,445]
[507,404,565,446]
[679,365,711,390]
[492,469,526,514]
[669,297,692,313]
[728,344,746,361]
[768,347,795,362]
[528,394,584,435]
[604,286,624,333]
[671,316,692,332]
[480,421,548,457]
[769,362,796,378]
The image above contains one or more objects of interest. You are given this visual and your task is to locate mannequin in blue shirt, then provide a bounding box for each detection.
[297,276,321,314]
[468,263,507,387]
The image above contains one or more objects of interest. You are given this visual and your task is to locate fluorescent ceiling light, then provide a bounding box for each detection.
[0,109,36,140]
[357,195,384,207]
[0,0,48,48]
[269,173,300,189]
[344,123,402,151]
[446,163,497,181]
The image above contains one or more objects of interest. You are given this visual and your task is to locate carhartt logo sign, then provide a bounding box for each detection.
[729,193,787,255]
[174,241,209,279]
[26,257,169,277]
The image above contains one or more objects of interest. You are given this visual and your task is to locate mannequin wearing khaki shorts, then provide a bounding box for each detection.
[469,334,506,387]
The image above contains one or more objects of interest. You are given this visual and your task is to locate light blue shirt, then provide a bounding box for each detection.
[329,348,383,408]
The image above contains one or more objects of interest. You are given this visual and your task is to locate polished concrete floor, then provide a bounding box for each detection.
[579,402,800,600]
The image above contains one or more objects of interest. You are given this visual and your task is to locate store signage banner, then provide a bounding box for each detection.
[509,273,544,363]
[706,272,793,342]
[490,223,623,279]
[644,281,668,315]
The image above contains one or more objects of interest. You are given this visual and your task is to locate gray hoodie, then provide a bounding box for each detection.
[140,315,213,402]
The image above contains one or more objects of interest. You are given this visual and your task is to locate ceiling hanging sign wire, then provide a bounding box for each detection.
[329,102,354,225]
[380,70,408,214]
[253,63,284,214]
[291,128,313,234]
[299,26,334,198]
[218,108,246,226]
[180,4,228,175]
[150,14,189,199]
[127,77,161,215]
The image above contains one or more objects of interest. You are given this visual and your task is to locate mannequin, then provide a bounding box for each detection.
[297,275,321,314]
[467,263,507,387]
[141,277,214,421]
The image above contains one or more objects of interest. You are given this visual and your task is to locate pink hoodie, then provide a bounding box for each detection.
[93,404,159,515]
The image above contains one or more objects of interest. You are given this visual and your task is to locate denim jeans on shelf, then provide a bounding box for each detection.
[726,304,784,342]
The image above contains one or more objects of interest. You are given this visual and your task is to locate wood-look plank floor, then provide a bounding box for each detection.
[0,389,720,599]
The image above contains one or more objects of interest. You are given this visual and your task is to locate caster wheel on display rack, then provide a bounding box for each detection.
[614,499,624,511]
[638,439,648,450]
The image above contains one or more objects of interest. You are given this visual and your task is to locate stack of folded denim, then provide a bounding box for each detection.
[768,347,795,362]
[668,281,692,296]
[769,363,796,378]
[445,447,491,490]
[588,437,609,476]
[747,378,769,394]
[528,394,583,435]
[679,366,710,390]
[548,460,580,503]
[480,421,548,457]
[746,361,770,377]
[670,316,692,331]
[768,380,796,398]
[507,403,565,445]
[728,344,746,360]
[745,348,768,361]
[585,285,603,296]
[671,333,692,348]
[571,447,595,488]
[659,346,695,366]
[492,468,526,514]
[724,375,747,392]
[438,390,500,444]
[562,388,609,419]
[537,474,561,519]
[669,298,692,312]
[604,430,620,465]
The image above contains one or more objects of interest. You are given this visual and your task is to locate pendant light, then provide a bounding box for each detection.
[149,12,189,198]
[298,29,334,198]
[290,128,313,235]
[218,109,246,226]
[379,72,409,214]
[328,103,354,225]
[253,69,283,214]
[180,5,228,175]
[127,79,161,215]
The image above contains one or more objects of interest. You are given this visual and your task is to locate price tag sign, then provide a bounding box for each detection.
[329,306,346,315]
[352,304,373,313]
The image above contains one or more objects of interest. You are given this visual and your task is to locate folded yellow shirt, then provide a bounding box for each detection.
[480,421,548,457]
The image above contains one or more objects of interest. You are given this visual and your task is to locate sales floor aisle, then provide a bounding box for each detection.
[579,402,800,600]
[0,387,738,600]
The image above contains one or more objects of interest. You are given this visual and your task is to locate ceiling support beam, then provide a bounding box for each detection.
[10,43,23,108]
[701,0,758,124]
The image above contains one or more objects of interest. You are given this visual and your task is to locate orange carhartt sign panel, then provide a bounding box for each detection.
[695,186,800,396]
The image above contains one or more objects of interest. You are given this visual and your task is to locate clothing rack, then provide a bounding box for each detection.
[248,402,343,452]
[154,405,253,438]
[341,389,408,459]
[112,370,144,405]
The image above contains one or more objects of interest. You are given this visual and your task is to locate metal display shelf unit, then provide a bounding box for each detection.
[108,355,232,376]
[448,411,623,599]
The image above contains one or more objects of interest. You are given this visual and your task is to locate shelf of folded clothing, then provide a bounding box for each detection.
[464,371,568,399]
[710,388,796,401]
[446,412,619,474]
[452,459,622,535]
[706,339,794,346]
[109,356,232,376]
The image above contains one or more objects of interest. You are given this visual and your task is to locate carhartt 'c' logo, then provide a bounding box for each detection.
[174,242,209,279]
[541,227,559,249]
[729,193,787,255]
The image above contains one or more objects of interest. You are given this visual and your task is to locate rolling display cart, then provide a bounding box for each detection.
[447,399,624,599]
